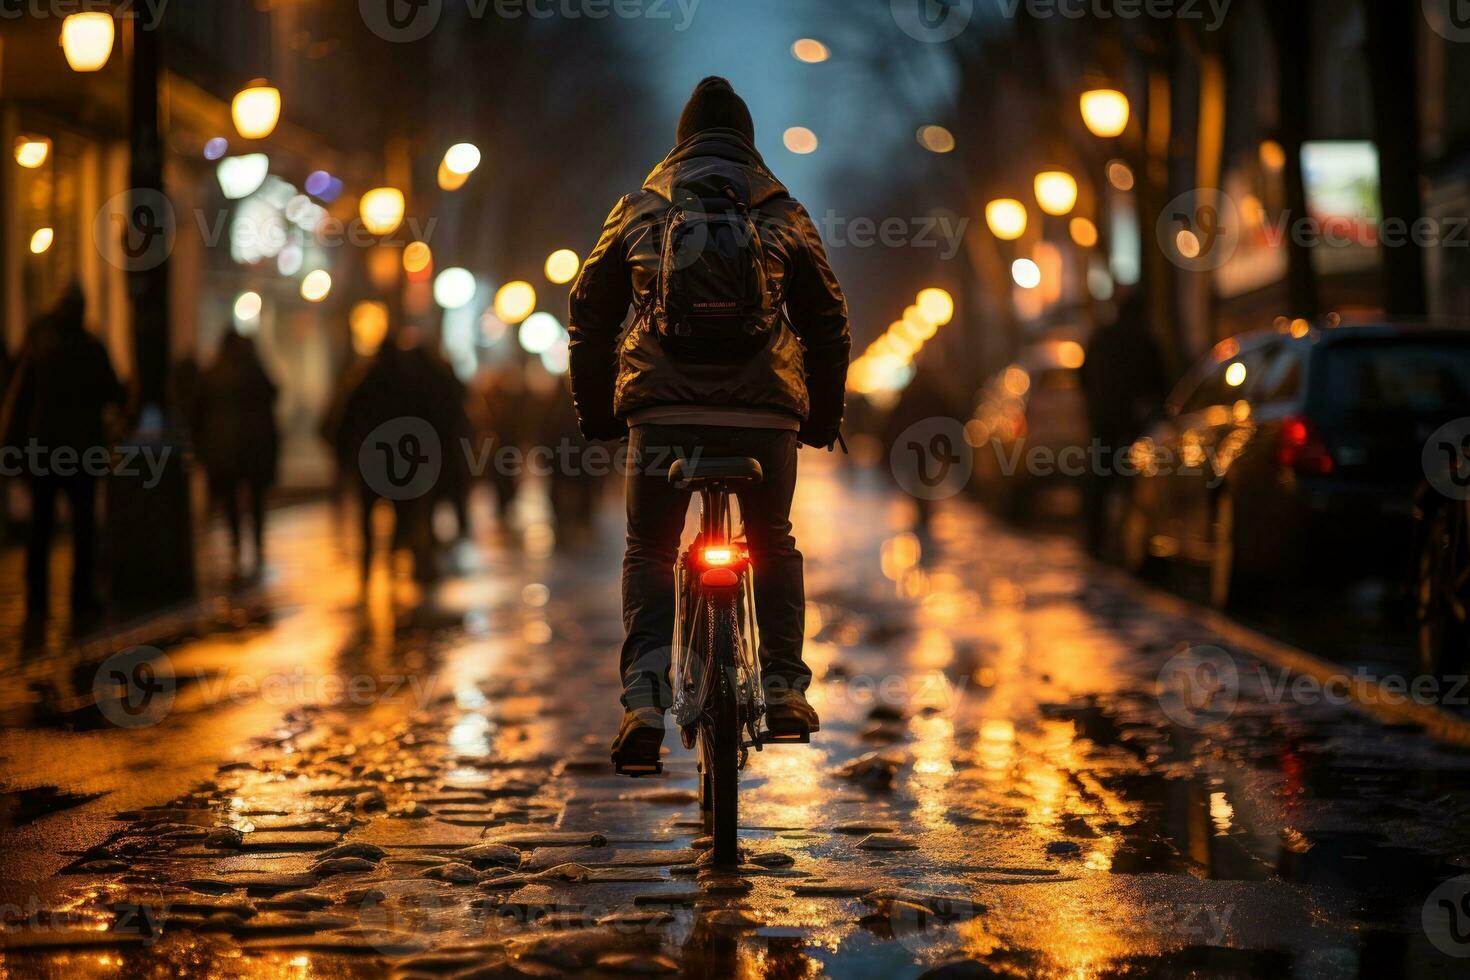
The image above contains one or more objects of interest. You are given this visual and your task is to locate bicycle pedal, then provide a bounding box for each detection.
[760,731,810,745]
[614,761,664,777]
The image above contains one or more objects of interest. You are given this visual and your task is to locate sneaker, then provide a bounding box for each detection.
[764,688,819,742]
[610,707,665,776]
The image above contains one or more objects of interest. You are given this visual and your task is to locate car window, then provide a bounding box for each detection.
[1255,347,1303,405]
[1313,339,1470,421]
[1178,342,1280,415]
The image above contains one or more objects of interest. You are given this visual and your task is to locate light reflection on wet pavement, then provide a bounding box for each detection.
[3,460,1470,978]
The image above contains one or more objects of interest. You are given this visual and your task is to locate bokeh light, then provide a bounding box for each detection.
[434,267,477,309]
[791,38,829,63]
[985,199,1028,241]
[544,249,580,285]
[494,281,537,324]
[1012,258,1042,289]
[783,127,818,154]
[300,269,332,302]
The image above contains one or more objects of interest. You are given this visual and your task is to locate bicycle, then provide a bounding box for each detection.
[652,454,807,866]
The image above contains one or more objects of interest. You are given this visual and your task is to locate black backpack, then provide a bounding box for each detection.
[647,172,779,364]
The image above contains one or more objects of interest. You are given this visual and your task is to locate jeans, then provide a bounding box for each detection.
[621,424,809,711]
[26,475,98,614]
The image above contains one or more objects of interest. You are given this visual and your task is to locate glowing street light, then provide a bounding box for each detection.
[544,249,580,285]
[1034,170,1078,216]
[29,228,54,255]
[783,127,818,154]
[1012,258,1042,289]
[61,12,115,72]
[916,287,954,327]
[14,137,50,169]
[519,312,563,355]
[443,142,482,176]
[403,241,433,275]
[985,199,1028,241]
[1069,216,1099,248]
[360,187,405,236]
[916,125,956,154]
[494,281,537,324]
[791,38,829,63]
[216,153,270,200]
[232,82,282,140]
[300,269,332,302]
[234,291,263,323]
[433,267,477,309]
[1081,88,1130,138]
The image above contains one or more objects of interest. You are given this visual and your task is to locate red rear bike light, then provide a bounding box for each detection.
[1278,415,1334,475]
[702,546,735,566]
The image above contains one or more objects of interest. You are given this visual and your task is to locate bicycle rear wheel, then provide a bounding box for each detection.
[699,594,741,866]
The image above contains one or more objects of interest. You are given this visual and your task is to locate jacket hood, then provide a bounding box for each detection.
[642,129,787,207]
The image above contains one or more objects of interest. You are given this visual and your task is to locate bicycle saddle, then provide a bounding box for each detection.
[668,457,763,486]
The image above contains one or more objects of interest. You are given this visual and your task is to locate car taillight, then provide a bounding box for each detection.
[1278,416,1334,475]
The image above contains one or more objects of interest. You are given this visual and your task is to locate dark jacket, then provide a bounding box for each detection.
[1,296,124,459]
[568,129,851,445]
[193,333,280,485]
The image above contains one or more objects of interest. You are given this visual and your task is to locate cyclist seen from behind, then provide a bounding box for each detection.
[568,77,851,774]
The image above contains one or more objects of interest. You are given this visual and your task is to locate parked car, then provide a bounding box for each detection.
[1121,320,1470,609]
[967,339,1090,521]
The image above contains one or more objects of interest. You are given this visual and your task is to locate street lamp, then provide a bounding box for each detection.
[916,287,954,327]
[1069,217,1099,248]
[1034,170,1078,216]
[60,12,115,72]
[1080,88,1130,138]
[301,269,332,302]
[985,199,1028,241]
[231,81,282,140]
[14,137,50,169]
[544,249,580,285]
[1012,259,1042,289]
[791,38,829,63]
[494,281,537,324]
[360,187,405,236]
[433,267,477,309]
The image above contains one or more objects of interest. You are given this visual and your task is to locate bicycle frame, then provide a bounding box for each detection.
[670,485,766,746]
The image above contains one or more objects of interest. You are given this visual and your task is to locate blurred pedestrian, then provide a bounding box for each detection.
[534,367,603,544]
[474,365,530,527]
[325,329,438,583]
[0,284,125,623]
[192,329,280,580]
[1080,290,1168,557]
[881,363,960,536]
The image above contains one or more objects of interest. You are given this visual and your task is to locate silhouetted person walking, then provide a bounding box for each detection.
[0,285,124,622]
[1080,290,1167,557]
[193,330,279,579]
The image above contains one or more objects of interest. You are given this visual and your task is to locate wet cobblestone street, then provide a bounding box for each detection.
[4,462,1470,978]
